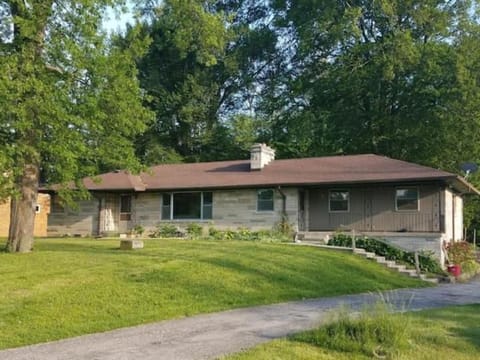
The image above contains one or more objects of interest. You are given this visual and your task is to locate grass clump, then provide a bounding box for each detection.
[227,304,480,360]
[297,304,411,359]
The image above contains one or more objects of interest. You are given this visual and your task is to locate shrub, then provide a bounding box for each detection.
[132,224,145,236]
[206,226,290,242]
[461,260,480,277]
[328,233,443,274]
[445,241,476,265]
[186,223,203,238]
[149,224,183,238]
[275,215,295,237]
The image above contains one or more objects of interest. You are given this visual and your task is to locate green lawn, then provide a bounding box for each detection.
[227,304,480,360]
[0,238,426,349]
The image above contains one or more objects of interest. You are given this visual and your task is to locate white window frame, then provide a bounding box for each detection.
[395,187,420,212]
[162,191,213,220]
[328,190,350,213]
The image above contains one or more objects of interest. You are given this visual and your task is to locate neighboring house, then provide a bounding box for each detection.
[0,194,51,237]
[43,144,478,263]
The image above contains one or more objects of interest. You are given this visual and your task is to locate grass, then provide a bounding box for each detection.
[227,304,480,360]
[0,238,426,349]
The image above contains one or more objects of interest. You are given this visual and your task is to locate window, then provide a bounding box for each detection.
[395,188,419,211]
[51,195,65,213]
[257,189,274,211]
[329,190,349,212]
[162,192,213,220]
[35,205,41,214]
[120,195,132,221]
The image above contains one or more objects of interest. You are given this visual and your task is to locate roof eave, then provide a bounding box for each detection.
[446,176,480,195]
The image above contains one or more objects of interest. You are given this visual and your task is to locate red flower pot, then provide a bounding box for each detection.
[447,264,462,277]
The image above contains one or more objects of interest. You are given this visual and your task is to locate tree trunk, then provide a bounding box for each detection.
[6,164,40,253]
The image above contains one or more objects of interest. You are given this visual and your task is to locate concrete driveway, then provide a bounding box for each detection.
[1,279,479,360]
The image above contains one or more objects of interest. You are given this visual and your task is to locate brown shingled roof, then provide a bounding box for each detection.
[73,154,478,194]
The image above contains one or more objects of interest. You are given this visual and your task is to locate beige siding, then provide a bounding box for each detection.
[309,184,442,232]
[0,194,50,237]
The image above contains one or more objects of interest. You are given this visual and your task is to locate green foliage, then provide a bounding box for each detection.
[186,223,203,237]
[461,260,480,278]
[328,234,443,273]
[275,214,295,237]
[295,304,411,359]
[228,305,480,360]
[0,1,153,251]
[131,224,145,236]
[263,1,480,173]
[207,226,290,242]
[126,0,276,163]
[445,241,476,266]
[149,224,183,238]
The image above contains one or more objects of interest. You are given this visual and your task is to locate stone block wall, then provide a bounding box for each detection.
[211,188,299,230]
[132,188,300,234]
[47,199,99,237]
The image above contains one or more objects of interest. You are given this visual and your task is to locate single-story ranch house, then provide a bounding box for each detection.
[43,144,478,263]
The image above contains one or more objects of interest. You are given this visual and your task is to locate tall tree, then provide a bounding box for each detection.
[130,0,277,163]
[266,0,480,166]
[0,1,152,252]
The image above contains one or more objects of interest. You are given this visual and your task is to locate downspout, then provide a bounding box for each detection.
[277,186,287,217]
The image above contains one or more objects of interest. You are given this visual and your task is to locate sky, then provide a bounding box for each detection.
[102,3,135,34]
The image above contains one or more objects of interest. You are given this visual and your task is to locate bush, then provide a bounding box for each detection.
[461,260,480,277]
[207,226,290,242]
[445,241,476,265]
[275,215,295,237]
[149,224,183,238]
[132,224,145,236]
[328,233,443,274]
[186,223,203,238]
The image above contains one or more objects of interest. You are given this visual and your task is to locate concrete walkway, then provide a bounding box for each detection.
[1,279,480,360]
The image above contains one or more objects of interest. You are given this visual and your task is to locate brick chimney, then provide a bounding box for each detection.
[250,143,275,170]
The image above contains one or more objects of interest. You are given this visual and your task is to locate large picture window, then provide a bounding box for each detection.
[395,188,419,211]
[162,192,213,220]
[329,190,349,212]
[257,189,274,211]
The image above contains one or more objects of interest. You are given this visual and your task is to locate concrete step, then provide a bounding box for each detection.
[300,243,440,284]
[353,249,377,259]
[398,269,419,277]
[388,264,407,271]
